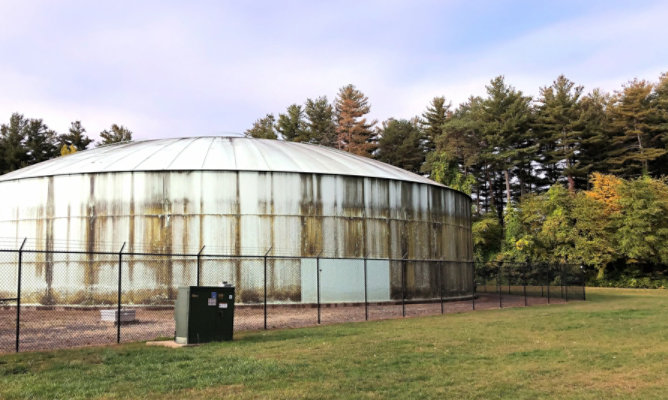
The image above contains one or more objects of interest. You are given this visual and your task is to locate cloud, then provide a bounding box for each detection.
[0,1,666,139]
[386,0,668,120]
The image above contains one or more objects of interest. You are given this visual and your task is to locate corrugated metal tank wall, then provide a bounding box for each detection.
[0,170,472,303]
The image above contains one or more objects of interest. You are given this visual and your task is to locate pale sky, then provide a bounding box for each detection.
[1,0,667,141]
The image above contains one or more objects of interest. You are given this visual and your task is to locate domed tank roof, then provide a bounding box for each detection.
[0,136,445,187]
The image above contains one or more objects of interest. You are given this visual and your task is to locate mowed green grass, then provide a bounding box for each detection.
[0,288,666,400]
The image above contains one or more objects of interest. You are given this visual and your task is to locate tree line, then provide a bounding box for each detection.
[248,73,668,282]
[1,72,666,282]
[0,115,133,174]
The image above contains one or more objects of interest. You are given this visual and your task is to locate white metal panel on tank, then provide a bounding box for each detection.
[269,173,301,216]
[0,137,446,187]
[164,137,216,170]
[0,135,473,304]
[133,138,194,171]
[199,172,238,215]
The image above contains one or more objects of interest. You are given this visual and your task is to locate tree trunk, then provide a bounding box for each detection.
[476,186,481,215]
[486,167,495,211]
[636,129,647,173]
[567,174,575,192]
[504,169,511,208]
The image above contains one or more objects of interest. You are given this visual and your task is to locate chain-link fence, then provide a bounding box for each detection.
[0,246,585,353]
[475,262,586,309]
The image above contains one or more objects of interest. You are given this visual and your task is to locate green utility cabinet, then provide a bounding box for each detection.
[174,285,235,344]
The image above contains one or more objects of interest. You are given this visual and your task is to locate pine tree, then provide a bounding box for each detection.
[437,98,481,174]
[304,96,336,146]
[0,114,62,172]
[276,104,306,142]
[0,113,29,174]
[245,114,277,139]
[99,124,133,145]
[426,96,487,213]
[578,89,611,180]
[606,79,666,177]
[334,84,377,156]
[421,96,450,153]
[375,119,424,173]
[534,75,585,191]
[478,76,534,212]
[24,119,59,164]
[60,121,92,151]
[650,72,668,175]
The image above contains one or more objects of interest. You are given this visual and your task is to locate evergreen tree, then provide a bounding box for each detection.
[606,79,666,177]
[534,75,585,191]
[60,121,92,151]
[578,89,611,181]
[334,84,377,156]
[0,113,29,174]
[99,124,133,145]
[24,119,59,164]
[650,72,668,175]
[245,114,277,139]
[375,119,424,173]
[477,76,534,213]
[425,97,482,208]
[421,96,450,153]
[304,96,336,146]
[276,104,306,142]
[437,98,481,174]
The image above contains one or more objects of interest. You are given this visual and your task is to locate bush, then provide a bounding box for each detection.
[587,276,667,289]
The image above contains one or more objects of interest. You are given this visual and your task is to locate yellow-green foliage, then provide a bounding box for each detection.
[501,175,668,275]
[472,210,503,262]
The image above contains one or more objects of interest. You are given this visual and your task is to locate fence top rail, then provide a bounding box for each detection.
[2,248,583,268]
[1,247,474,264]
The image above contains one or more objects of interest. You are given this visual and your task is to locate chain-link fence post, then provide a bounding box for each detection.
[263,247,271,330]
[471,262,476,311]
[196,246,205,286]
[15,238,26,353]
[564,264,568,302]
[523,264,527,307]
[507,264,512,295]
[582,265,586,301]
[401,254,407,318]
[439,261,444,314]
[547,264,551,304]
[316,253,321,324]
[540,262,544,297]
[117,243,125,344]
[363,257,368,321]
[498,263,503,308]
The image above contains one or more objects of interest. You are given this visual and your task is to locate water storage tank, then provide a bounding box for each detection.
[0,136,473,304]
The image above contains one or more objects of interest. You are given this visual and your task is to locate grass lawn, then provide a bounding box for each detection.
[0,288,666,399]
